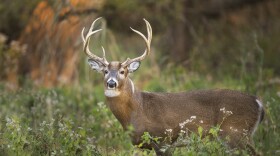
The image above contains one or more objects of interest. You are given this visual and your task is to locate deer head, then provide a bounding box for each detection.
[81,17,152,97]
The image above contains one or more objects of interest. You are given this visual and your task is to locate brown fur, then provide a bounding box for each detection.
[84,18,263,155]
[105,75,263,155]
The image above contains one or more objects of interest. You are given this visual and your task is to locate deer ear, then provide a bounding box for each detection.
[88,59,104,72]
[128,61,141,73]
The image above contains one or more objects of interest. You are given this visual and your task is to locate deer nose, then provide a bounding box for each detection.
[107,80,117,89]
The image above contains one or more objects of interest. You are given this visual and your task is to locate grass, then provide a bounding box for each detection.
[0,65,279,155]
[0,19,280,155]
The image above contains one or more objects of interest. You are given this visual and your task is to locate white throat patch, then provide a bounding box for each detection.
[105,89,121,97]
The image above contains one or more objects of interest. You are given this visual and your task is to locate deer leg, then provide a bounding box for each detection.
[152,142,172,156]
[219,131,258,156]
[154,149,172,156]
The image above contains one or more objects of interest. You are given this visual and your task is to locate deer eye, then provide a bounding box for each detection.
[120,71,125,75]
[104,70,108,74]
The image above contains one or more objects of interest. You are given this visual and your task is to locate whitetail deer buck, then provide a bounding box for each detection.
[81,17,264,156]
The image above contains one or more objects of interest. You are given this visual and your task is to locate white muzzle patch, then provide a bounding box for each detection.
[105,89,120,97]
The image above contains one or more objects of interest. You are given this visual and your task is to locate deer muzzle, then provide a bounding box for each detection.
[107,78,117,89]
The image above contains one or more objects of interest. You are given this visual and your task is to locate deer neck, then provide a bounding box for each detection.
[106,78,141,129]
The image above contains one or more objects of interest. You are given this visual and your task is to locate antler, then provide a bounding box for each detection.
[121,19,152,67]
[81,17,109,66]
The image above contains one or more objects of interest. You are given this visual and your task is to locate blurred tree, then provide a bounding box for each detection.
[0,0,40,40]
[101,0,188,63]
[101,0,268,66]
[185,0,264,17]
[17,0,103,87]
[0,0,279,87]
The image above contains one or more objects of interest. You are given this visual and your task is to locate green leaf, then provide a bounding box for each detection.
[198,126,203,139]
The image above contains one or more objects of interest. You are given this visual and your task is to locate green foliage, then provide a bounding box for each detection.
[172,127,241,156]
[0,37,26,80]
[1,31,279,155]
[0,86,130,155]
[2,117,100,155]
[138,132,161,148]
[1,72,279,155]
[253,91,280,155]
[1,17,280,154]
[0,1,279,155]
[188,19,280,77]
[136,126,249,156]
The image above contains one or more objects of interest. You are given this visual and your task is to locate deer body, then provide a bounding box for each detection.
[81,18,264,155]
[106,76,263,150]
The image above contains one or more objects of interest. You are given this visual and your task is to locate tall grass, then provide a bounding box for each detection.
[1,25,280,155]
[1,68,279,155]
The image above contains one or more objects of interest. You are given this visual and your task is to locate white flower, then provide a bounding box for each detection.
[200,120,203,123]
[242,129,248,135]
[190,116,196,119]
[0,33,7,43]
[225,111,233,115]
[166,129,173,133]
[277,92,280,97]
[220,107,233,116]
[230,126,238,132]
[179,122,185,129]
[179,116,197,128]
[220,107,225,112]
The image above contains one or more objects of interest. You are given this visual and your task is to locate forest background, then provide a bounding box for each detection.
[0,0,279,155]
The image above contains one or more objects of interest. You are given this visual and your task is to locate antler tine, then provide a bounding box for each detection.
[81,17,109,65]
[81,27,86,43]
[101,46,106,58]
[121,19,152,66]
[145,18,152,43]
